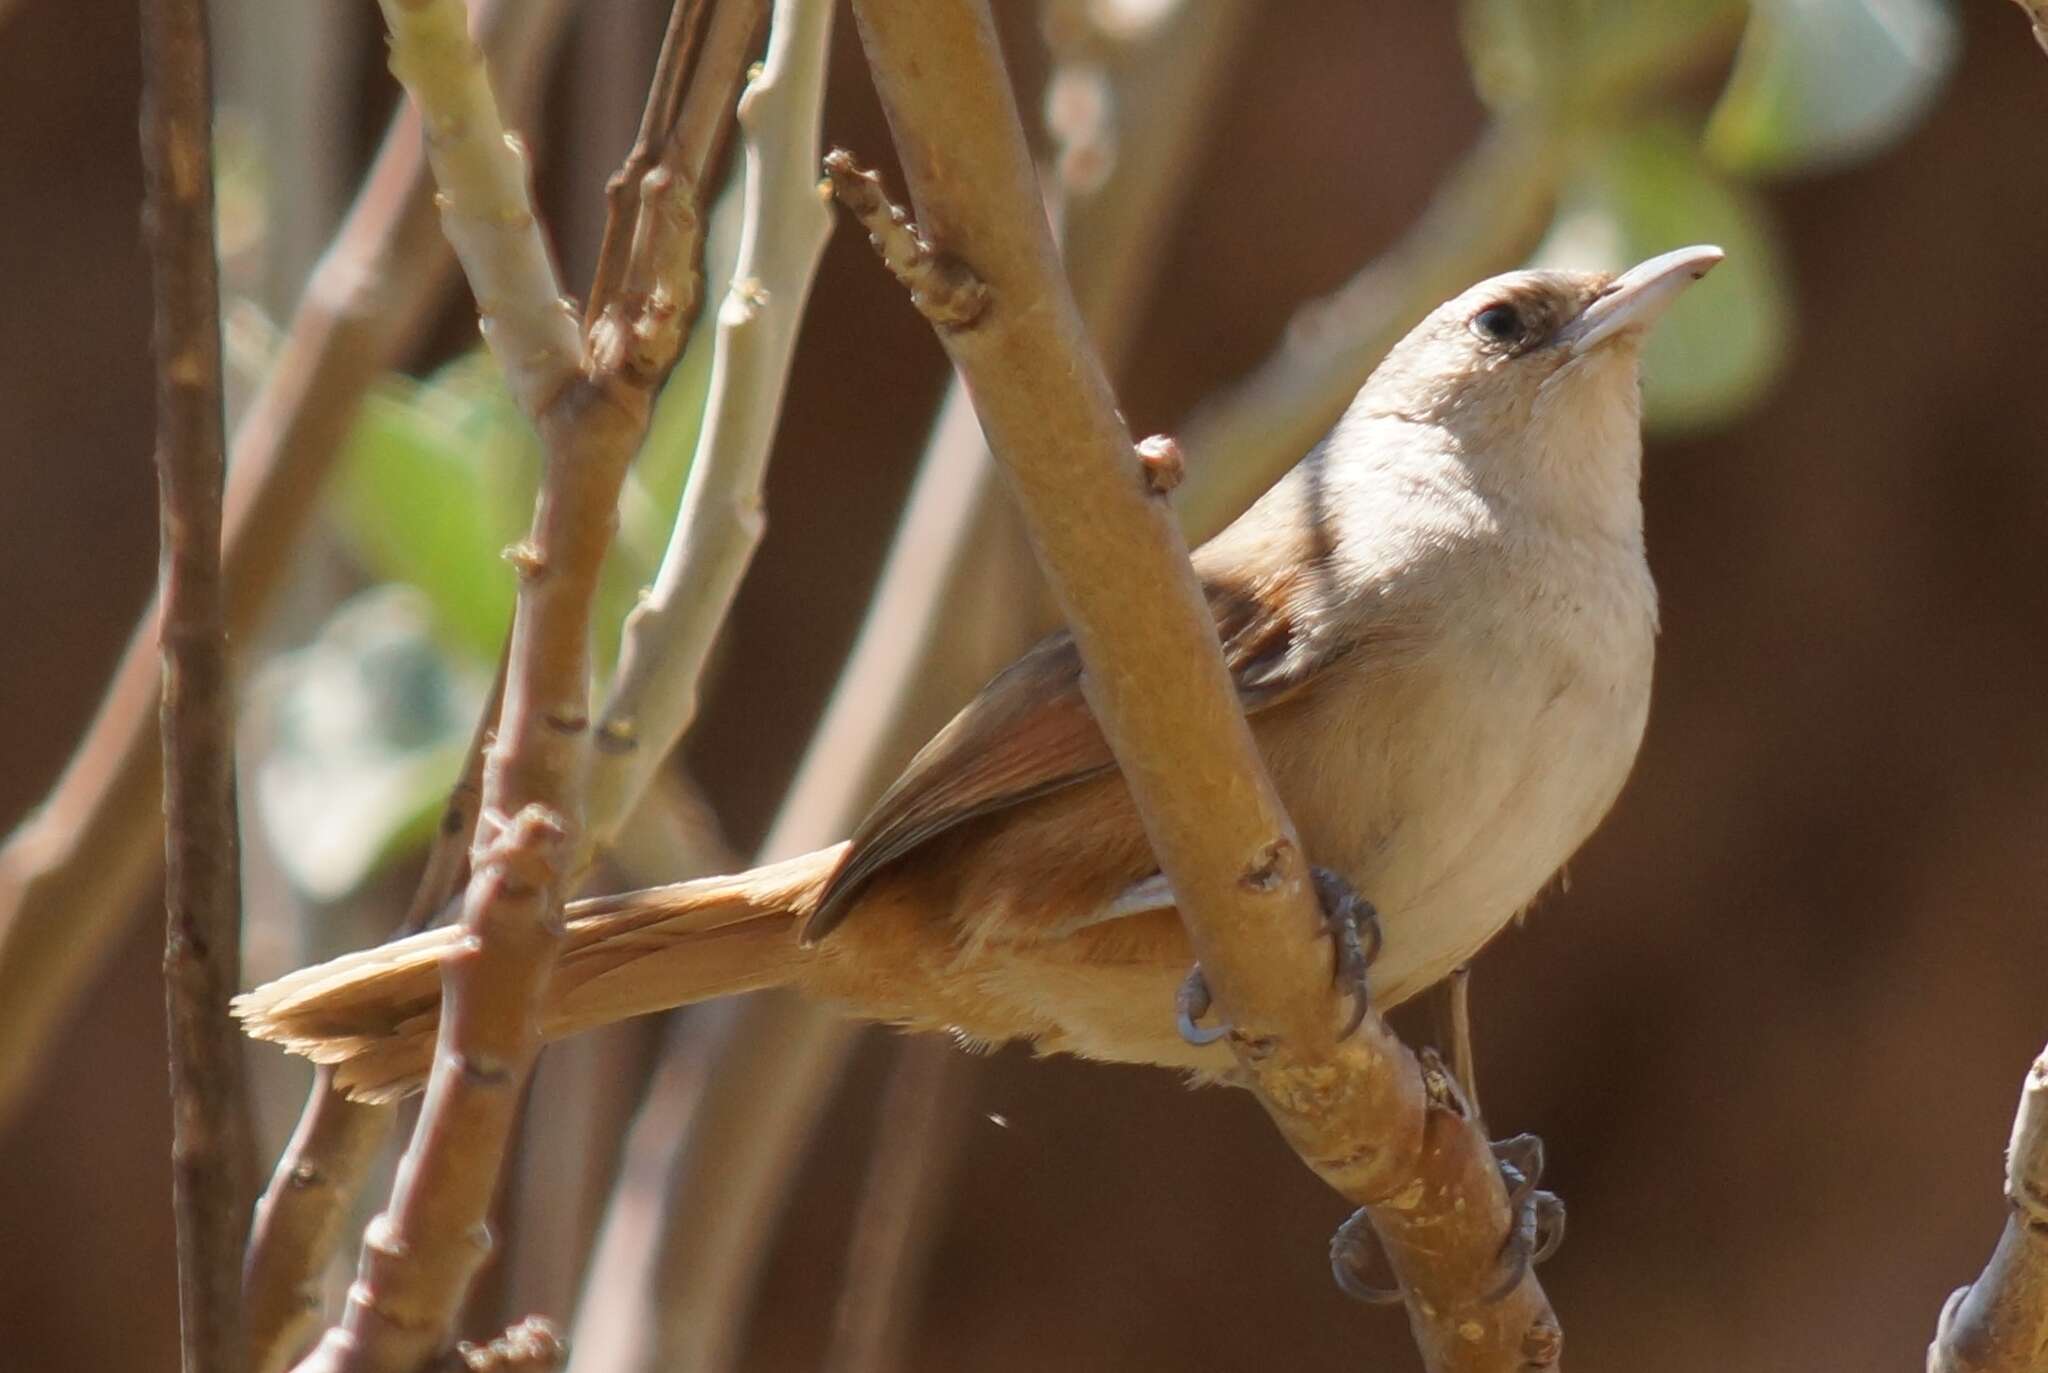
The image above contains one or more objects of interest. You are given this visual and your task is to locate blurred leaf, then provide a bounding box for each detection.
[1534,122,1793,432]
[330,358,524,662]
[251,586,487,901]
[1461,0,1746,115]
[1705,0,1958,176]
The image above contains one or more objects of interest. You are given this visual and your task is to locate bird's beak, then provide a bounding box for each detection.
[1557,244,1725,356]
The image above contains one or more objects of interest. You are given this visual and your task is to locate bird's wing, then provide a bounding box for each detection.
[802,547,1385,941]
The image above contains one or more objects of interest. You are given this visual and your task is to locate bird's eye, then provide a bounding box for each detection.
[1470,303,1523,345]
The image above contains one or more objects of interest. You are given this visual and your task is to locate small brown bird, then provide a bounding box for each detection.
[237,246,1723,1103]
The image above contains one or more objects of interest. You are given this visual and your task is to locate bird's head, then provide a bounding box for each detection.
[1355,245,1724,500]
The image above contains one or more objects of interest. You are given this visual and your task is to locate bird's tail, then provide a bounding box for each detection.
[233,844,845,1104]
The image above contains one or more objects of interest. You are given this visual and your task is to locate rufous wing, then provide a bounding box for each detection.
[802,555,1356,941]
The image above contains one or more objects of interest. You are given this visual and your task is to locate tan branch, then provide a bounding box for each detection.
[842,3,1561,1367]
[822,1038,974,1373]
[244,652,506,1373]
[601,9,1259,1363]
[292,3,760,1365]
[2012,0,2048,55]
[434,1317,567,1373]
[143,0,255,1368]
[0,0,572,1128]
[584,0,711,330]
[1928,1044,2048,1372]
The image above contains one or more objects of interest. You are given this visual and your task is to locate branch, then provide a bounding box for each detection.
[141,0,254,1368]
[244,654,506,1373]
[592,9,1260,1363]
[822,1037,974,1373]
[1928,1044,2048,1372]
[2012,0,2048,56]
[585,0,836,853]
[293,2,761,1365]
[1173,119,1560,541]
[377,0,580,416]
[842,3,1561,1367]
[0,0,573,1127]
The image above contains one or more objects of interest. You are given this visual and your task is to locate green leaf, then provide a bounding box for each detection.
[1461,0,1746,115]
[329,360,523,662]
[1534,122,1793,433]
[1706,0,1958,176]
[250,586,488,901]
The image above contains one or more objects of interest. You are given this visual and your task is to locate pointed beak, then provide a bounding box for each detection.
[1557,244,1725,356]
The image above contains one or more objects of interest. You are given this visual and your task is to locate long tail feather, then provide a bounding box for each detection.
[233,844,844,1103]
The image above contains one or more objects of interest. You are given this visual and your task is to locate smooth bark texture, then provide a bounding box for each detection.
[141,0,255,1368]
[844,3,1561,1367]
[1928,1046,2048,1372]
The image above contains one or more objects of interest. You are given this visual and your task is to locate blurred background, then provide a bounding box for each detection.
[2,0,2045,1369]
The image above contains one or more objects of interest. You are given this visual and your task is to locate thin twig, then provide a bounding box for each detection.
[584,0,712,331]
[244,651,506,1373]
[841,3,1562,1365]
[0,0,573,1129]
[586,0,834,854]
[822,1037,974,1373]
[141,0,254,1368]
[1927,1043,2048,1372]
[377,0,580,417]
[292,1,760,1364]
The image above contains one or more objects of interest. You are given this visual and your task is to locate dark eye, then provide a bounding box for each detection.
[1470,303,1523,345]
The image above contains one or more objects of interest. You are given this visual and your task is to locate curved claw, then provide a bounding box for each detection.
[1329,1208,1404,1305]
[1311,867,1382,1039]
[1175,965,1230,1046]
[1478,1133,1566,1304]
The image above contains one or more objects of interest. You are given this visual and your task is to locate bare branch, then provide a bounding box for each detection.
[244,652,505,1373]
[602,9,1260,1363]
[376,0,580,417]
[0,0,573,1128]
[843,3,1561,1366]
[1928,1044,2048,1372]
[822,1038,974,1373]
[584,0,712,329]
[289,2,762,1365]
[140,0,254,1367]
[587,0,836,854]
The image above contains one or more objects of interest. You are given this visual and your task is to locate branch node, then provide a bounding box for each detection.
[1135,433,1184,494]
[822,149,989,329]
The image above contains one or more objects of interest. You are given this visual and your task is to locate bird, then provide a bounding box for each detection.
[236,245,1724,1105]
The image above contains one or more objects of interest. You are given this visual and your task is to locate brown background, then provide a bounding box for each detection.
[3,2,2045,1370]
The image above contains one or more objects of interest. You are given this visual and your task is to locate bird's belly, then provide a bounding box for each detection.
[1265,632,1651,1009]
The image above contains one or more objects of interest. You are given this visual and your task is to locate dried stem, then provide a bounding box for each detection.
[293,3,759,1365]
[1927,1044,2048,1372]
[584,0,712,330]
[586,0,834,852]
[843,3,1561,1366]
[1173,120,1560,541]
[0,0,573,1127]
[141,0,254,1367]
[822,1038,974,1373]
[244,653,506,1373]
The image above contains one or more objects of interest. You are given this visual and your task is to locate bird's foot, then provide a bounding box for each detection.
[1174,866,1382,1048]
[1327,1133,1565,1308]
[1329,1207,1404,1304]
[1479,1132,1567,1303]
[1312,866,1382,1039]
[1175,964,1229,1046]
